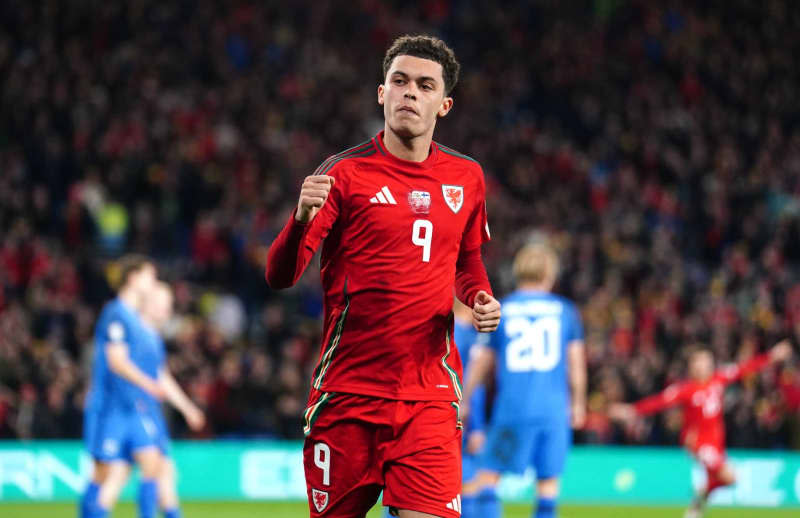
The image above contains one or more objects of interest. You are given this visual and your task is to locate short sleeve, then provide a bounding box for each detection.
[566,303,584,343]
[107,321,126,342]
[461,168,491,250]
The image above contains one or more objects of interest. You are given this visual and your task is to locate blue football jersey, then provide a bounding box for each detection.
[87,298,146,413]
[481,290,583,423]
[133,324,167,411]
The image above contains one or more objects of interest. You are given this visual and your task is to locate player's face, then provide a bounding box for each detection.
[145,287,173,328]
[689,351,714,381]
[131,263,157,297]
[378,55,453,139]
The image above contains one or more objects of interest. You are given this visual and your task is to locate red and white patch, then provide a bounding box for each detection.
[311,488,329,513]
[442,185,464,214]
[408,190,432,214]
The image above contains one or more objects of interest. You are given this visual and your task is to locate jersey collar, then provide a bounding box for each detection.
[373,130,439,170]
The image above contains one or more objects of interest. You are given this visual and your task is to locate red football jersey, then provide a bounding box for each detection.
[266,131,492,402]
[633,353,771,450]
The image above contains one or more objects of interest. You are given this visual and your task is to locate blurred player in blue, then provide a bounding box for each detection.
[81,255,164,518]
[138,281,206,518]
[462,243,587,518]
[453,299,498,518]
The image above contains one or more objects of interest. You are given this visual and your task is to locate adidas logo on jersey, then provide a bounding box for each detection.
[446,494,462,514]
[369,186,397,205]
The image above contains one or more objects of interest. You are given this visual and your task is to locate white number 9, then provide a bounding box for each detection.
[412,219,433,262]
[314,442,331,486]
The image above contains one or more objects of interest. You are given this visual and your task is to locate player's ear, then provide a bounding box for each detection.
[437,96,453,118]
[377,84,385,106]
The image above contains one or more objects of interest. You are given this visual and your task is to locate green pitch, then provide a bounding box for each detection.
[1,502,798,517]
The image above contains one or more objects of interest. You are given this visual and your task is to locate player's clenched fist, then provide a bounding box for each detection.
[473,290,501,332]
[296,175,335,223]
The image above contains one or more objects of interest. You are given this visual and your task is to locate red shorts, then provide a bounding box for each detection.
[691,441,726,480]
[691,441,733,492]
[692,442,726,472]
[303,392,462,518]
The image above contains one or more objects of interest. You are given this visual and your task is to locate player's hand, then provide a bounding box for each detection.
[296,175,335,223]
[769,340,793,363]
[571,402,587,429]
[459,401,470,425]
[466,430,486,455]
[608,403,635,423]
[472,291,501,333]
[184,405,206,431]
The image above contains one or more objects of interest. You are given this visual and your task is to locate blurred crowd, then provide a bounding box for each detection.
[2,0,800,447]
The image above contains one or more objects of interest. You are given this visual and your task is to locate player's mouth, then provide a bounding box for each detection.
[397,106,419,116]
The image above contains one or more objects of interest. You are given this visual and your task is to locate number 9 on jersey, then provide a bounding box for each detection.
[412,219,433,263]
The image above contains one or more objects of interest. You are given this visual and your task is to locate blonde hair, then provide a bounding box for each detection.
[513,243,559,284]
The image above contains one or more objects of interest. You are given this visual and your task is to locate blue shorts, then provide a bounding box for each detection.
[87,408,169,463]
[479,421,571,479]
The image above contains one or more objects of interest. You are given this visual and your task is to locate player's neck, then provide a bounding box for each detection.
[518,282,551,292]
[118,288,138,311]
[382,125,434,162]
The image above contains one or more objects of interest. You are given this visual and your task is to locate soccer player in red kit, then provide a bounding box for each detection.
[610,340,792,518]
[265,35,501,518]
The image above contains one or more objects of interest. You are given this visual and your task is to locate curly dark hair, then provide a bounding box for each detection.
[382,35,460,95]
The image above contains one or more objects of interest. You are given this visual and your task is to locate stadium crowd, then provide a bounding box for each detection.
[2,0,800,447]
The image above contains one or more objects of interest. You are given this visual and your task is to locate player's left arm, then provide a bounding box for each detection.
[565,302,587,428]
[158,367,205,431]
[456,167,499,331]
[719,339,793,383]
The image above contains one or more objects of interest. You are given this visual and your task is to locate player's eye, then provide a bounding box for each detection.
[393,78,405,85]
[422,83,433,91]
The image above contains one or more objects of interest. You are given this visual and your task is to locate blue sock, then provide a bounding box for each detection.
[478,487,501,518]
[89,504,109,518]
[138,479,158,518]
[535,497,557,518]
[80,482,100,518]
[164,509,181,518]
[461,493,478,518]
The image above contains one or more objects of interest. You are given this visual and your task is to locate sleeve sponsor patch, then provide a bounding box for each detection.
[108,321,125,342]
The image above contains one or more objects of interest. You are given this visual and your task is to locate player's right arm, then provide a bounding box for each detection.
[632,382,691,416]
[106,342,164,400]
[568,340,587,428]
[265,173,338,289]
[159,367,205,431]
[609,382,691,423]
[566,302,587,428]
[460,335,496,423]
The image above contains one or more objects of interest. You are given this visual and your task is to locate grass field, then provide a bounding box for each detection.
[1,501,797,518]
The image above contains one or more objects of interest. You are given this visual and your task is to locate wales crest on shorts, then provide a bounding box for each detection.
[312,488,329,512]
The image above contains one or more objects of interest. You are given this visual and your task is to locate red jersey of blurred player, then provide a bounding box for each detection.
[610,341,790,518]
[266,35,500,518]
